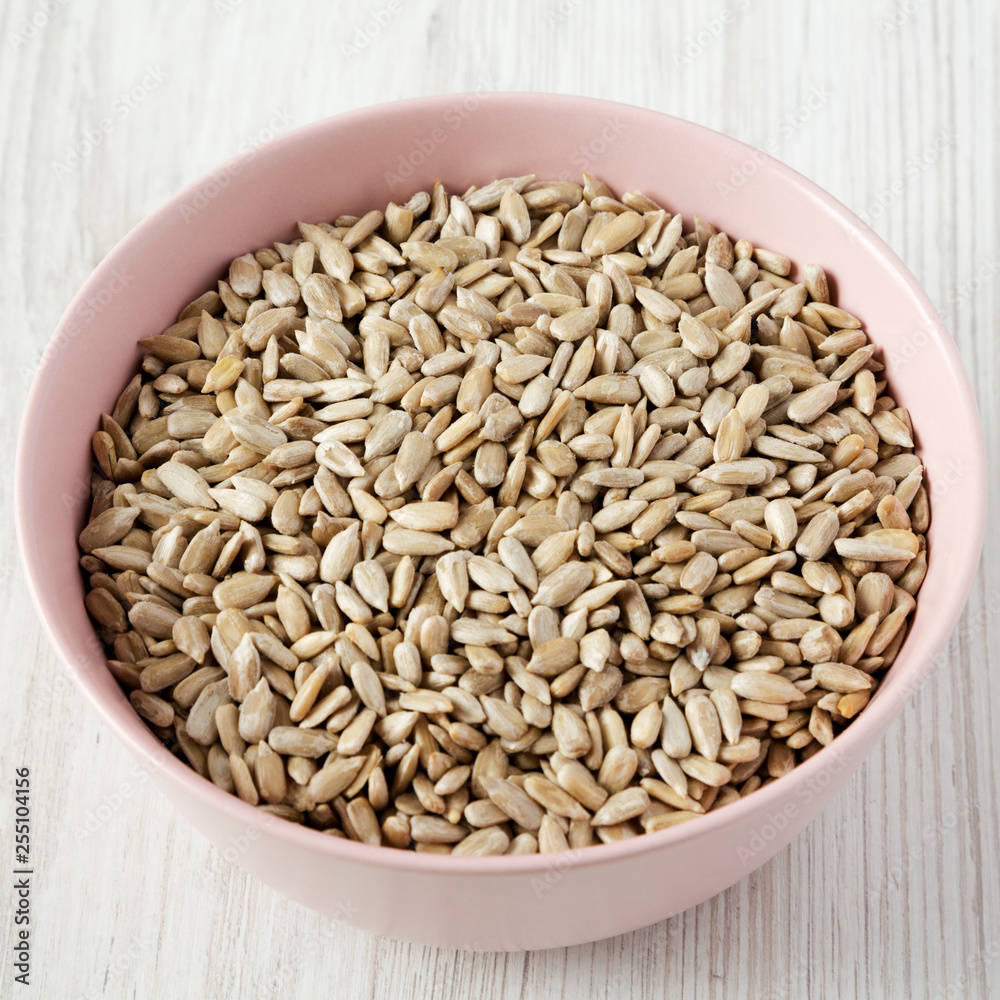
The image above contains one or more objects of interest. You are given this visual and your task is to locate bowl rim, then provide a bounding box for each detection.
[15,91,987,878]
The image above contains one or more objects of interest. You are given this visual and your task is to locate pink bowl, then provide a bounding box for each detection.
[15,93,986,950]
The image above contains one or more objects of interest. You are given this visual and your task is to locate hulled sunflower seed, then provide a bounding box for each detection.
[83,171,926,856]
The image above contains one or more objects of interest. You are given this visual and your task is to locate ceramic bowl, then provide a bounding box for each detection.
[15,93,986,949]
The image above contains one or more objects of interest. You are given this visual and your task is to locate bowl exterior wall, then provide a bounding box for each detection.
[158,731,870,950]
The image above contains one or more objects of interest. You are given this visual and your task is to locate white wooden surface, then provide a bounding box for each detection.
[1,1,998,997]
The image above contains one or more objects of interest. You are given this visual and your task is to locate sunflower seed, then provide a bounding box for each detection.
[85,171,926,856]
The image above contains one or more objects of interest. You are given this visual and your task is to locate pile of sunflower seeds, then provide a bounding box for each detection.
[79,173,928,855]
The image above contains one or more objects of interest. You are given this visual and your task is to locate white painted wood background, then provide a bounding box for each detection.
[1,1,997,997]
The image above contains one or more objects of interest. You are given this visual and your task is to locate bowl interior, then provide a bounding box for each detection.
[16,93,986,869]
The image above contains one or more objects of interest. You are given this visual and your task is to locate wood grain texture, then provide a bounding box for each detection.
[0,1,997,997]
